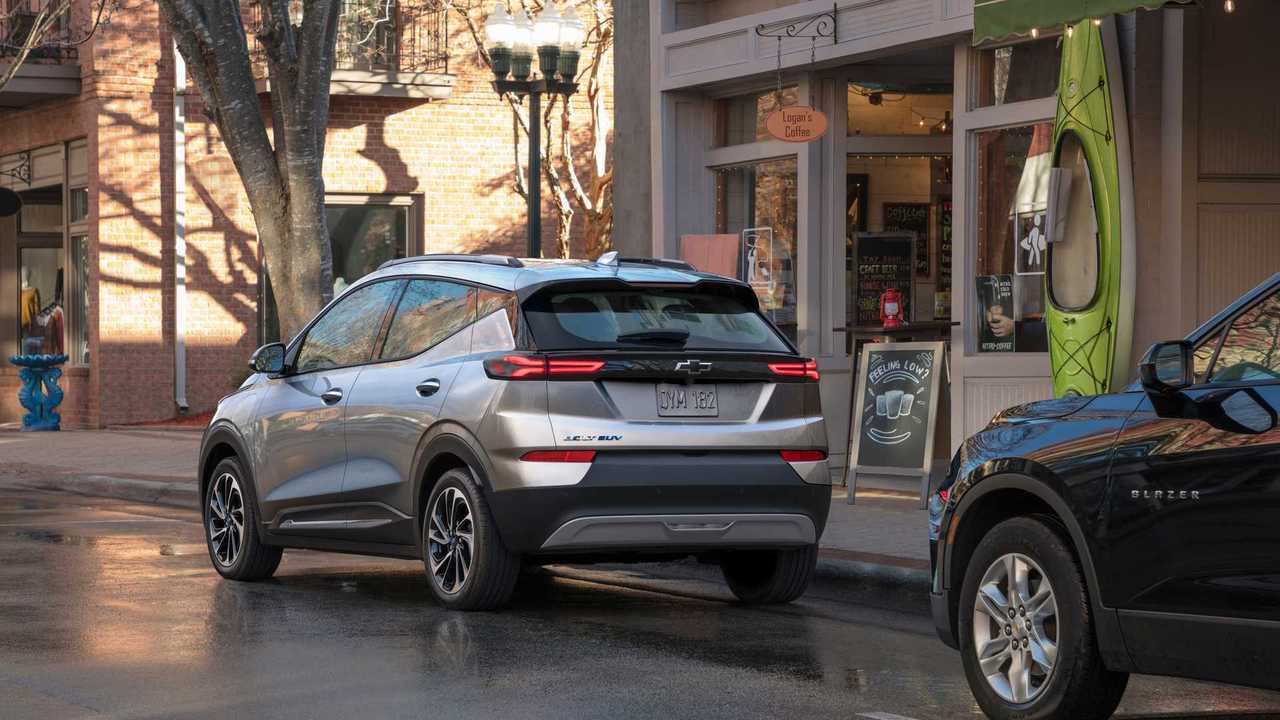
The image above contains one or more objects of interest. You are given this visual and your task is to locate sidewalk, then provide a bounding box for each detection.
[0,428,930,586]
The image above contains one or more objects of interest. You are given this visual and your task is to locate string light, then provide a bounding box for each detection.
[1224,0,1235,12]
[1065,24,1074,37]
[1030,26,1039,38]
[1092,18,1102,26]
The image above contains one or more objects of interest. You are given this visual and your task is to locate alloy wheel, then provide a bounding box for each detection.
[427,487,474,595]
[208,472,245,567]
[972,552,1059,704]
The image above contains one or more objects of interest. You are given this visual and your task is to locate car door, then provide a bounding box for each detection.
[1105,284,1280,689]
[339,278,479,545]
[251,279,404,534]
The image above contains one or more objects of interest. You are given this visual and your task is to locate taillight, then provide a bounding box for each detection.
[520,450,597,462]
[780,449,827,463]
[768,358,820,381]
[483,354,604,380]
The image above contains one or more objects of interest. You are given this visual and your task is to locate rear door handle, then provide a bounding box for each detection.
[320,388,343,405]
[416,379,441,397]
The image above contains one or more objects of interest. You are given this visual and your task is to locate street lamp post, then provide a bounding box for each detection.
[485,2,584,258]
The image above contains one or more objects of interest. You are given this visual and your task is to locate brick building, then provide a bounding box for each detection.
[0,0,614,427]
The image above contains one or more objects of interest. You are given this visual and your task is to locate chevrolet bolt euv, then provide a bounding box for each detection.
[199,253,831,610]
[931,273,1280,719]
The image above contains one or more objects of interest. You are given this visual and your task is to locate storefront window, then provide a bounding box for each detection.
[845,155,952,349]
[714,86,798,147]
[18,247,64,355]
[975,37,1062,108]
[847,83,953,136]
[68,187,88,224]
[714,157,798,342]
[69,235,90,365]
[974,122,1054,353]
[261,201,411,343]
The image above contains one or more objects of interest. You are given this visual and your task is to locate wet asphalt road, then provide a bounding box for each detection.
[2,487,1279,720]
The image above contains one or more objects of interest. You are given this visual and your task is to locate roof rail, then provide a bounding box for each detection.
[378,254,524,270]
[594,252,696,272]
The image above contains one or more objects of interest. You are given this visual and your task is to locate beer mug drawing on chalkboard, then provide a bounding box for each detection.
[874,390,916,420]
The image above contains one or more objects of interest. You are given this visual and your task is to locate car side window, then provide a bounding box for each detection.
[294,280,402,374]
[478,288,520,337]
[1208,290,1280,383]
[380,279,476,360]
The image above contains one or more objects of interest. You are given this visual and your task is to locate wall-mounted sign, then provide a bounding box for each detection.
[765,105,829,143]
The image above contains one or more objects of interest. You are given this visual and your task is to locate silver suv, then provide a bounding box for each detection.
[199,254,831,610]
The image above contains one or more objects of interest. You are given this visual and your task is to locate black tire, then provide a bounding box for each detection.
[203,457,282,581]
[422,468,519,611]
[958,516,1128,720]
[720,544,817,604]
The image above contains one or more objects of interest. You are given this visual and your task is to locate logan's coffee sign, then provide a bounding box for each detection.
[765,105,829,143]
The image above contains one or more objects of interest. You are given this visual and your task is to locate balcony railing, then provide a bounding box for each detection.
[0,0,80,63]
[250,0,449,76]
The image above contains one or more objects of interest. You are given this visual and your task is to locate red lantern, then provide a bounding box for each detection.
[880,287,906,329]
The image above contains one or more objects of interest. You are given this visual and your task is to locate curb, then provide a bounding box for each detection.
[12,473,199,511]
[8,472,930,589]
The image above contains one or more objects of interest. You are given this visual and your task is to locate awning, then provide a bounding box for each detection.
[973,0,1193,44]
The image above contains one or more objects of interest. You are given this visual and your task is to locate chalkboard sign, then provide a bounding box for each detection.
[853,232,914,327]
[845,341,946,484]
[883,203,931,278]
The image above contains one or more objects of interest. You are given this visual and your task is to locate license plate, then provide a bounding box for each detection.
[656,383,718,417]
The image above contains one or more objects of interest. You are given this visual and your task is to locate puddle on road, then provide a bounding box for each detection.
[159,543,206,556]
[10,529,97,546]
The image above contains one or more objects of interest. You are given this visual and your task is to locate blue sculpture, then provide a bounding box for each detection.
[9,354,69,431]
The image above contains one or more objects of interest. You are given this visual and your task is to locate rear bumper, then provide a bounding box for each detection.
[487,451,831,555]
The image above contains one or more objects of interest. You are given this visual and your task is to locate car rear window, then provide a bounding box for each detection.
[523,287,791,352]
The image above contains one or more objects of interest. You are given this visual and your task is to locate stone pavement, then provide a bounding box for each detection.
[0,428,929,581]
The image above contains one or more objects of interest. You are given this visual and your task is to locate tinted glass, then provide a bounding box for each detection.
[524,288,790,352]
[295,281,401,373]
[1048,133,1099,311]
[1209,292,1280,382]
[714,86,798,147]
[478,288,519,337]
[1192,329,1222,383]
[381,280,476,360]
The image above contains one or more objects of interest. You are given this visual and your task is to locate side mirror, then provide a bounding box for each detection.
[1139,340,1192,395]
[249,343,286,375]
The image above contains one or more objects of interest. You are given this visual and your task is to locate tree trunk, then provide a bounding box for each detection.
[158,0,339,342]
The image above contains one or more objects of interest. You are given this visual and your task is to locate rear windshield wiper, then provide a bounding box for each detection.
[616,329,690,345]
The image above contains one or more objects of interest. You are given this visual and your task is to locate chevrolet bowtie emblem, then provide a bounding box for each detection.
[674,360,712,375]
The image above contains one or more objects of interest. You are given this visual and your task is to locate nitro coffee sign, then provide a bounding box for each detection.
[847,342,946,475]
[765,105,829,143]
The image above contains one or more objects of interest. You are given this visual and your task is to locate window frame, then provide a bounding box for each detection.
[1194,287,1280,388]
[288,278,406,376]
[378,277,478,362]
[283,274,516,376]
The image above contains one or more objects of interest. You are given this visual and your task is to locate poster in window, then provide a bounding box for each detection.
[883,202,931,279]
[976,274,1016,352]
[1015,209,1048,275]
[935,199,952,319]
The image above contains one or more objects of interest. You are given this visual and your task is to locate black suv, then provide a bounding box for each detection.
[931,273,1280,719]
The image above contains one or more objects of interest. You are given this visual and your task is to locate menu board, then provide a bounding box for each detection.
[936,199,953,320]
[883,202,931,278]
[853,232,914,327]
[846,342,946,475]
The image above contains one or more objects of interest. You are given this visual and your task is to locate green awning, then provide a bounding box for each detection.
[973,0,1192,44]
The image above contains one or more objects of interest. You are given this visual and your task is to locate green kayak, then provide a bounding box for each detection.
[1046,18,1136,397]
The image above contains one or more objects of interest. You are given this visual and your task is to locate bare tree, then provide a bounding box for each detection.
[156,0,341,341]
[0,0,116,94]
[451,0,613,259]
